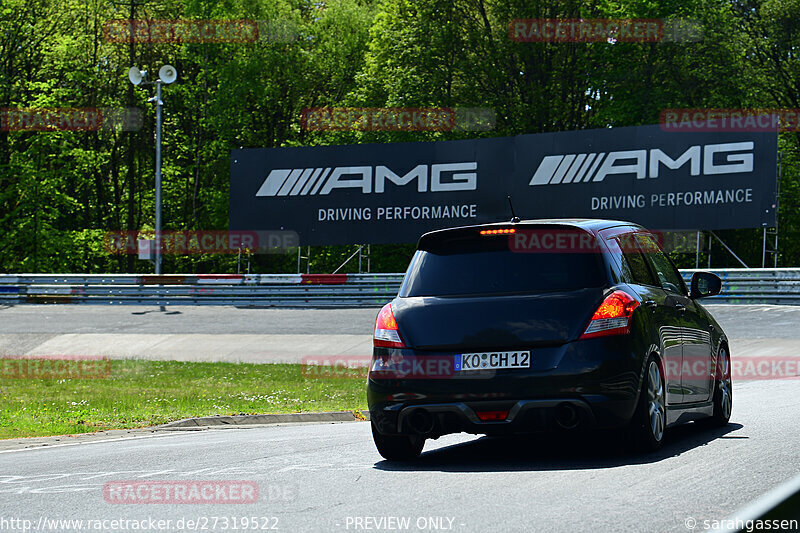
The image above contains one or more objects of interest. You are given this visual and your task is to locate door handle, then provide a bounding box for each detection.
[645,300,657,309]
[675,303,686,313]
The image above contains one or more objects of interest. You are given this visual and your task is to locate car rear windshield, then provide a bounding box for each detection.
[399,228,607,297]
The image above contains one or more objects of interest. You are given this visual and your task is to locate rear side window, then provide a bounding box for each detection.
[636,234,687,295]
[400,229,606,297]
[613,235,658,287]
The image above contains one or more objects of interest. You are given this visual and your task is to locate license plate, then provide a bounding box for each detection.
[454,351,531,371]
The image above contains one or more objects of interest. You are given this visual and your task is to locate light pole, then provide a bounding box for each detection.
[128,64,178,275]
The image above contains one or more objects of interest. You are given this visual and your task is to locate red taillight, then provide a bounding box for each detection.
[476,410,509,421]
[580,290,640,339]
[373,303,406,348]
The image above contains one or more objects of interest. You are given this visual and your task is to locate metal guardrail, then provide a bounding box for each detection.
[0,273,404,307]
[681,269,800,305]
[0,269,798,306]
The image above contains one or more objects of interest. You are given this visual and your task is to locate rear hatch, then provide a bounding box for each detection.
[394,224,609,350]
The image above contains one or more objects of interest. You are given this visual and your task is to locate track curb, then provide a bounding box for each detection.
[158,410,369,428]
[0,410,370,452]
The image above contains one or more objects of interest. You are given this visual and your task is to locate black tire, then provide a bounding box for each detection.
[626,355,666,452]
[706,346,733,427]
[371,421,425,461]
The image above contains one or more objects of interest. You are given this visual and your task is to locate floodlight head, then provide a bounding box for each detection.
[128,66,145,86]
[159,65,177,84]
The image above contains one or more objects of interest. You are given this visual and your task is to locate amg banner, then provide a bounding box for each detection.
[229,125,778,245]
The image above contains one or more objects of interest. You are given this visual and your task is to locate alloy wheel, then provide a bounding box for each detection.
[718,349,732,420]
[647,360,665,442]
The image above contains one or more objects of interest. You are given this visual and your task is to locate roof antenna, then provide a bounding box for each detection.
[507,195,521,223]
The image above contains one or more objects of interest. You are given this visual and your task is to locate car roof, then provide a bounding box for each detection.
[416,218,645,250]
[509,218,640,231]
[421,218,641,238]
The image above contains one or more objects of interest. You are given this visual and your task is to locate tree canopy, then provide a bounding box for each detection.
[1,0,797,273]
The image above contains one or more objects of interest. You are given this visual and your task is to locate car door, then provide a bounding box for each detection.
[636,234,713,404]
[601,229,684,406]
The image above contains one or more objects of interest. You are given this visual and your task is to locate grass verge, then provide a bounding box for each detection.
[0,360,368,439]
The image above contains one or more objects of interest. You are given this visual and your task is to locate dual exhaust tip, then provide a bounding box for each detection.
[554,403,580,430]
[405,402,581,434]
[406,408,436,435]
[406,402,581,435]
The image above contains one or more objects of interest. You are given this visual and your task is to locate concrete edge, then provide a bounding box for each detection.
[0,410,370,452]
[157,410,370,428]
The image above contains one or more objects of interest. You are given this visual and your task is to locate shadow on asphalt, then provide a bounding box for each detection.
[374,422,745,472]
[131,308,182,315]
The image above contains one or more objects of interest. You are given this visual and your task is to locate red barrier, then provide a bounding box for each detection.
[139,275,187,285]
[300,274,348,285]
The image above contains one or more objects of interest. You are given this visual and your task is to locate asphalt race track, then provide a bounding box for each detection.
[7,303,800,337]
[0,378,798,532]
[1,303,799,532]
[2,304,800,363]
[0,305,380,363]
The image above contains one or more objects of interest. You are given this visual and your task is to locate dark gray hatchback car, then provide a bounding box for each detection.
[367,219,732,460]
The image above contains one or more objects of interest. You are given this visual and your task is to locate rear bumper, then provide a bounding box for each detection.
[369,396,634,437]
[367,335,648,437]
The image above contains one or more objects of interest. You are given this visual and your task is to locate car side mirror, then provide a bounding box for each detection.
[690,271,721,299]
